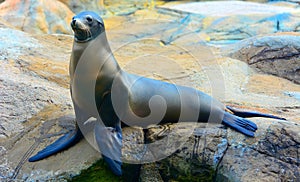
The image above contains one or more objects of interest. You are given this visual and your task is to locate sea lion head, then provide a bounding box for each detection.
[71,11,104,43]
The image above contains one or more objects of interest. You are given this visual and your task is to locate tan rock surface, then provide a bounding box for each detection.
[0,0,74,34]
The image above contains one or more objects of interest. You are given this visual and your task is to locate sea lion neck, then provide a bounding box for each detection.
[69,32,121,82]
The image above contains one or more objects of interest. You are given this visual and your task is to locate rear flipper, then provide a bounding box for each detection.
[226,106,286,120]
[28,129,83,162]
[222,112,258,137]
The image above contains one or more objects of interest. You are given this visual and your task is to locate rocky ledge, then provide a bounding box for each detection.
[224,33,300,84]
[144,121,300,181]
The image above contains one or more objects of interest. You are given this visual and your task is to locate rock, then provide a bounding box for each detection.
[0,27,73,88]
[1,107,100,181]
[217,121,300,181]
[1,110,144,181]
[140,163,163,182]
[0,25,146,180]
[161,1,297,17]
[159,1,300,44]
[0,0,74,34]
[269,1,300,9]
[60,0,146,17]
[272,0,300,4]
[0,25,95,181]
[0,27,72,140]
[147,123,227,181]
[58,0,166,17]
[145,121,300,181]
[224,33,300,84]
[284,91,300,101]
[122,127,145,164]
[58,0,106,15]
[0,17,15,29]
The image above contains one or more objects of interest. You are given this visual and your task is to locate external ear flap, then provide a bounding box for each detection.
[93,17,104,27]
[97,21,104,28]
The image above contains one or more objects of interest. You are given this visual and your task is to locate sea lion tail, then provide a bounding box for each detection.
[28,129,83,162]
[222,112,258,137]
[226,106,286,120]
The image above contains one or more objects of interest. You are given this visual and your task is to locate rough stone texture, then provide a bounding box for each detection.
[58,0,105,15]
[224,33,300,84]
[159,1,300,44]
[145,122,300,182]
[161,1,298,17]
[58,0,163,16]
[0,27,72,140]
[147,123,227,181]
[122,127,145,164]
[1,107,99,181]
[0,24,95,181]
[269,1,300,8]
[274,0,300,4]
[0,0,166,34]
[140,163,163,182]
[217,121,300,181]
[0,0,74,34]
[2,0,300,42]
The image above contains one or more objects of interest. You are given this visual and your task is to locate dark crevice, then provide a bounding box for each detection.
[11,141,40,180]
[276,106,300,110]
[250,127,300,166]
[0,131,8,138]
[248,50,300,65]
[213,132,229,182]
[265,73,295,84]
[251,146,300,166]
[281,128,300,147]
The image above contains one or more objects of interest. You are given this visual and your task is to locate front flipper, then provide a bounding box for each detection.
[222,112,258,137]
[28,129,83,162]
[95,123,122,176]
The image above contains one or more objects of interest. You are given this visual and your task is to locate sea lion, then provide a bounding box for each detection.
[29,11,285,176]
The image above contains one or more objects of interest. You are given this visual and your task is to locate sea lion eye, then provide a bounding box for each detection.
[86,16,93,23]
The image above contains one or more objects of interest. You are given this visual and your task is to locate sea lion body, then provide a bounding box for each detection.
[69,27,223,128]
[113,71,224,125]
[70,33,224,128]
[29,11,285,176]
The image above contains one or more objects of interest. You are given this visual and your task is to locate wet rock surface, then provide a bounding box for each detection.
[0,0,299,181]
[159,1,300,44]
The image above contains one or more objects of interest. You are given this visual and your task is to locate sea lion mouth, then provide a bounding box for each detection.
[71,20,92,42]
